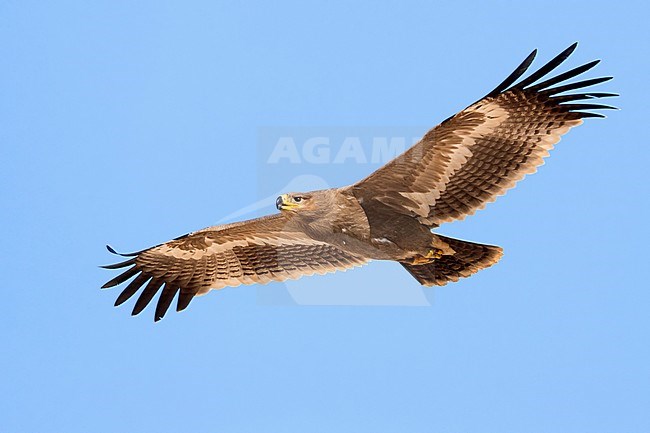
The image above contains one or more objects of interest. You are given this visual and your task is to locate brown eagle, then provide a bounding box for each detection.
[102,43,616,321]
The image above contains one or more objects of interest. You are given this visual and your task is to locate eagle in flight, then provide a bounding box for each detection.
[102,43,616,321]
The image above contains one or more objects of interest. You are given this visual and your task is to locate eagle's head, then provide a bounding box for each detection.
[275,189,342,215]
[276,189,356,233]
[276,192,315,212]
[276,188,366,238]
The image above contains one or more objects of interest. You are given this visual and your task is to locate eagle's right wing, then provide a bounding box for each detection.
[101,213,367,321]
[354,43,616,227]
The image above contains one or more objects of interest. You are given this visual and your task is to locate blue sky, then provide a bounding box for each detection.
[1,1,648,432]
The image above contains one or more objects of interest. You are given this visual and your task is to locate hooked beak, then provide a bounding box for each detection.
[276,194,299,211]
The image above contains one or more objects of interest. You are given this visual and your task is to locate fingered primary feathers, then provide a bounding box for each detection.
[102,43,616,321]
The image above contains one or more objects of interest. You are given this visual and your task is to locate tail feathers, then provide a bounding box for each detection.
[402,235,503,286]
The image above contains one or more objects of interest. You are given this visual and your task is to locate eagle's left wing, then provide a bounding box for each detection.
[101,213,368,321]
[353,43,616,226]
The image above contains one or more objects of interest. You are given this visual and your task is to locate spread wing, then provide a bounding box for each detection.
[353,43,617,226]
[101,213,368,321]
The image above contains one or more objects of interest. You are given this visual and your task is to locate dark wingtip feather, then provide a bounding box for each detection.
[551,92,618,103]
[106,244,141,257]
[154,285,180,322]
[131,278,164,316]
[513,43,579,90]
[100,257,137,270]
[101,266,139,288]
[527,60,601,92]
[485,48,537,98]
[542,76,613,96]
[597,92,619,98]
[176,291,196,312]
[575,112,608,119]
[560,103,619,111]
[114,274,150,307]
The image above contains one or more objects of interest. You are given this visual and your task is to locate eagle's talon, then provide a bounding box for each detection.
[410,248,444,265]
[426,248,444,259]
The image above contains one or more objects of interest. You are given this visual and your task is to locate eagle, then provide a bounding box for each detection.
[102,43,616,321]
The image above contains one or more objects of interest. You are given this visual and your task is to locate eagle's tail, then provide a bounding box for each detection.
[401,235,503,286]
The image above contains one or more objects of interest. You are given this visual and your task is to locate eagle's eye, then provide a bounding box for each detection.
[294,196,303,203]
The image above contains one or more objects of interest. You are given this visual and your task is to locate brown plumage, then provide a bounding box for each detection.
[102,43,616,321]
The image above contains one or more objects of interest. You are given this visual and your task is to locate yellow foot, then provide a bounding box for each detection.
[410,248,444,265]
[426,248,444,260]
